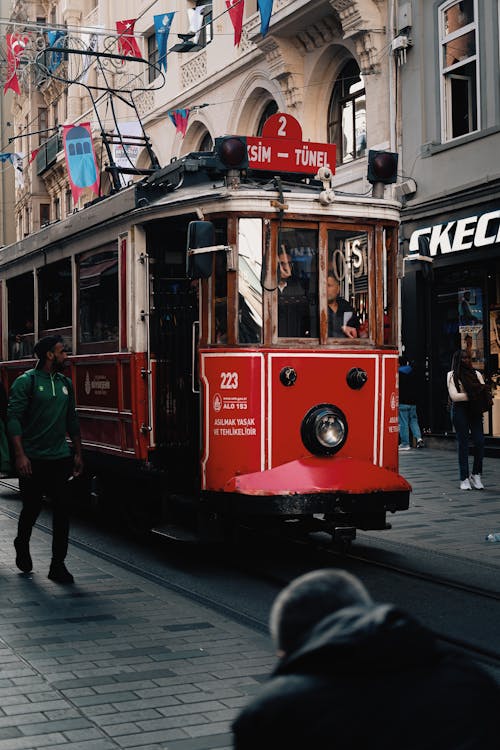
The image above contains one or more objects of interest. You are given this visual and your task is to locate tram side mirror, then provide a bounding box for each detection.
[186,221,215,279]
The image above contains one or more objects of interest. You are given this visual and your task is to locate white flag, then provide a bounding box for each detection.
[79,32,98,84]
[187,6,207,43]
[13,152,24,189]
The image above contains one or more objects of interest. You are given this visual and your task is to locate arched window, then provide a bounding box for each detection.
[257,100,278,135]
[328,59,366,165]
[199,131,213,152]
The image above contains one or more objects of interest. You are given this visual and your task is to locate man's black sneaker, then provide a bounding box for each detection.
[14,538,32,573]
[48,562,74,584]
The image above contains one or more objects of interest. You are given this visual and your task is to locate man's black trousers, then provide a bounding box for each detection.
[17,457,73,563]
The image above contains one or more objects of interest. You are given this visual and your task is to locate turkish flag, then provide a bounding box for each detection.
[226,0,244,47]
[116,19,142,60]
[4,34,28,95]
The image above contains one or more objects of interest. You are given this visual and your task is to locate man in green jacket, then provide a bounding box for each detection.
[8,335,83,583]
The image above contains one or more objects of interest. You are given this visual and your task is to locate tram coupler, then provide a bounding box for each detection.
[332,526,356,545]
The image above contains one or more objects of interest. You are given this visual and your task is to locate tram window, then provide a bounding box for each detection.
[78,249,118,352]
[38,259,73,352]
[327,230,368,339]
[278,228,318,338]
[238,218,262,344]
[214,250,228,343]
[7,272,34,360]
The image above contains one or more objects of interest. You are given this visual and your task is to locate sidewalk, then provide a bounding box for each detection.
[0,508,275,750]
[0,447,499,749]
[360,445,500,582]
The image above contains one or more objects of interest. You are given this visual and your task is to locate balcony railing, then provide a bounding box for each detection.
[36,134,62,175]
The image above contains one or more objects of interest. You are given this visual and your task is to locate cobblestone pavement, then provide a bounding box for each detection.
[0,447,499,748]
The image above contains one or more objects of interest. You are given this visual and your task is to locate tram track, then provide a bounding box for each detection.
[1,481,500,676]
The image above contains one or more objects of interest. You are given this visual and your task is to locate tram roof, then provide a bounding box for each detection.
[0,164,400,271]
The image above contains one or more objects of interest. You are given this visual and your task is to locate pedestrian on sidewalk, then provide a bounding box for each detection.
[232,569,499,750]
[7,335,83,583]
[447,349,488,491]
[398,355,424,451]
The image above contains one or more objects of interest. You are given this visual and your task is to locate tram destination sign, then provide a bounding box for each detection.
[246,113,336,175]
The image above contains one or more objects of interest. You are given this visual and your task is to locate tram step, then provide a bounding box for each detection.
[151,523,199,543]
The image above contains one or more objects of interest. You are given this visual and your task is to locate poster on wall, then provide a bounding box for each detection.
[458,287,482,324]
[458,287,484,367]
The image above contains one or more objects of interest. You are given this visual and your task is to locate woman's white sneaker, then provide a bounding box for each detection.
[460,478,472,490]
[470,474,484,490]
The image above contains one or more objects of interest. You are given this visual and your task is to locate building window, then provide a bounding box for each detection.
[38,108,48,146]
[40,203,50,227]
[199,131,213,151]
[257,101,278,136]
[65,189,72,216]
[439,0,478,141]
[147,32,159,83]
[54,197,61,221]
[328,59,366,166]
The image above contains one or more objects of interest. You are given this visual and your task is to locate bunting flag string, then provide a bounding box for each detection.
[154,12,175,71]
[257,0,274,37]
[4,33,29,95]
[116,19,142,60]
[167,109,190,137]
[62,123,100,203]
[226,0,244,47]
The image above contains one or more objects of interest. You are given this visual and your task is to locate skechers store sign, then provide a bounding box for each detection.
[409,209,500,256]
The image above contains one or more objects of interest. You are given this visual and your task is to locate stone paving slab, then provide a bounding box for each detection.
[0,508,274,750]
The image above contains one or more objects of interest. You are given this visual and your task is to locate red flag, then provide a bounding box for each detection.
[63,123,100,204]
[226,0,244,47]
[116,19,142,60]
[4,34,28,95]
[29,148,40,165]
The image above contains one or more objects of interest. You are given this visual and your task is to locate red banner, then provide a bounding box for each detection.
[4,34,28,95]
[116,19,142,60]
[226,0,244,47]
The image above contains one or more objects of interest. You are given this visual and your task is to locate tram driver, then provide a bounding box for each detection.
[277,249,311,338]
[327,273,359,338]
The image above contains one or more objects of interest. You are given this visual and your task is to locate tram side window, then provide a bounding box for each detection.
[214,250,228,344]
[78,249,119,352]
[8,273,34,360]
[278,228,318,338]
[238,218,262,344]
[327,230,368,339]
[38,259,72,352]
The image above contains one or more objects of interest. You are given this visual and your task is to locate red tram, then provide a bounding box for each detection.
[0,136,410,542]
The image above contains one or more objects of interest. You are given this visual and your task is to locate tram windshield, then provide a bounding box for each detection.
[278,228,318,338]
[328,230,369,339]
[238,219,262,344]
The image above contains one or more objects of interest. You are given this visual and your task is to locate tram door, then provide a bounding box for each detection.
[150,275,200,491]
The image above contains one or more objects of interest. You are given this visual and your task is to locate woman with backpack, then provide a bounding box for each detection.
[447,349,490,490]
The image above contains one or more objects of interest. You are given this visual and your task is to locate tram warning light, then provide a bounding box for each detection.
[214,136,248,171]
[367,150,399,184]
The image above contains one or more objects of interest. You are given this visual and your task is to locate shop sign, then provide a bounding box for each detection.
[409,209,500,256]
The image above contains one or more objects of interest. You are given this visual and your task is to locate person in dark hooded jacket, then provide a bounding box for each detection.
[232,569,499,750]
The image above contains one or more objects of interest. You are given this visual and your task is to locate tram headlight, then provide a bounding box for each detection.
[301,403,348,456]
